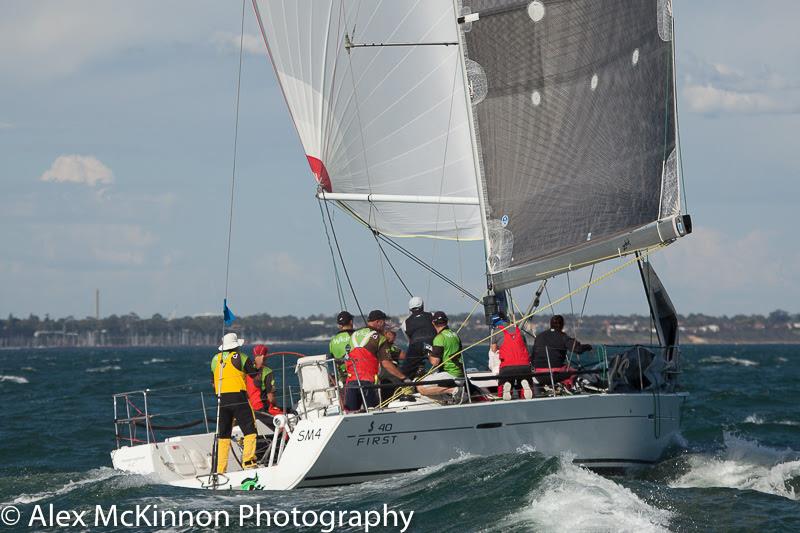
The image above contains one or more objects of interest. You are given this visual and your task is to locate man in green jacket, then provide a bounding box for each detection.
[417,311,465,401]
[328,311,354,381]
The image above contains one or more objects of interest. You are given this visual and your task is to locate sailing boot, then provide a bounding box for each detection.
[521,380,533,400]
[241,433,258,469]
[502,382,512,401]
[216,438,231,474]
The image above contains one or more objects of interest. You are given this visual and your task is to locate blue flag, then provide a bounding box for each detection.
[223,299,236,326]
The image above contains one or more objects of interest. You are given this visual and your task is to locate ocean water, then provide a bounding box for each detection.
[1,344,798,532]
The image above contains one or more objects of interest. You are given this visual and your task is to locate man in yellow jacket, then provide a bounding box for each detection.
[211,332,258,473]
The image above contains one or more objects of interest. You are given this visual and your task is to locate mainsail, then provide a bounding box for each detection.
[458,0,690,289]
[252,0,483,240]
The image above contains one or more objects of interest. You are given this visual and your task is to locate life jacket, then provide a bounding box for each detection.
[404,311,435,344]
[498,326,530,367]
[246,367,276,410]
[211,351,248,394]
[345,328,382,383]
[329,330,352,375]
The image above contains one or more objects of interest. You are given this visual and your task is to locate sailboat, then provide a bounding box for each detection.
[111,0,692,490]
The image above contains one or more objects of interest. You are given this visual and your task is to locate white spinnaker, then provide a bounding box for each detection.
[253,0,482,240]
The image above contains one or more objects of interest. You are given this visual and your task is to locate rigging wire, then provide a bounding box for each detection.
[566,265,595,367]
[377,232,480,303]
[544,285,556,316]
[221,0,246,337]
[322,197,366,322]
[566,271,576,331]
[316,196,347,310]
[376,231,391,311]
[371,231,413,297]
[332,199,481,303]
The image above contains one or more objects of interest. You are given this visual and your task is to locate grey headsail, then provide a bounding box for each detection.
[459,0,689,289]
[638,258,678,364]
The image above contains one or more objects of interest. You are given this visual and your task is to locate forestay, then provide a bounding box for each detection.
[459,0,689,288]
[252,0,483,240]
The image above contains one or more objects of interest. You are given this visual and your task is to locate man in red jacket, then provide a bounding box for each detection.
[490,313,533,400]
[246,344,283,428]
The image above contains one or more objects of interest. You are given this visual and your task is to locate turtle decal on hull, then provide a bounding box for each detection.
[240,473,265,491]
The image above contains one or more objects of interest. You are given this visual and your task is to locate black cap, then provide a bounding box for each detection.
[336,311,354,325]
[432,311,448,324]
[367,309,388,322]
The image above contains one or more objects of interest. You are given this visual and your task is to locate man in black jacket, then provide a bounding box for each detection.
[400,296,435,378]
[532,315,592,389]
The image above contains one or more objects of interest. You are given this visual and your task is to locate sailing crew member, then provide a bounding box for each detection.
[328,311,355,381]
[417,311,465,400]
[532,315,592,390]
[490,313,533,400]
[345,310,407,412]
[246,344,283,430]
[211,332,258,473]
[378,327,406,396]
[400,296,436,378]
[383,328,405,365]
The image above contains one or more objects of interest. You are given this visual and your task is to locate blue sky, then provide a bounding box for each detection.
[1,0,798,320]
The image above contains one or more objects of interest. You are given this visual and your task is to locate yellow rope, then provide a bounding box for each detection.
[456,298,481,334]
[376,244,668,408]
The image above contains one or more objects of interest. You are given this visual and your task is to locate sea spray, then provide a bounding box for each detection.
[503,454,672,533]
[670,432,800,500]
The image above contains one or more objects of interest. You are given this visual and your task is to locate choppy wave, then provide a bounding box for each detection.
[86,365,122,373]
[743,414,799,427]
[670,433,800,500]
[7,467,121,505]
[143,358,171,365]
[698,356,758,367]
[0,375,29,384]
[505,455,672,533]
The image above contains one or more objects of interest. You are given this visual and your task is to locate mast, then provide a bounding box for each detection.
[452,0,492,276]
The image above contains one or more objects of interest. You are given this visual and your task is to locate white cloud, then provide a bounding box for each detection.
[0,2,244,81]
[681,55,800,115]
[656,227,800,307]
[39,155,114,187]
[683,84,796,115]
[212,32,264,55]
[0,121,13,129]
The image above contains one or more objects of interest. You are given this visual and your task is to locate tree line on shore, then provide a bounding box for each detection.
[2,310,799,348]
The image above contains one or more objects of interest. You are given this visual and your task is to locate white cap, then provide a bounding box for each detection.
[408,296,424,310]
[218,332,245,351]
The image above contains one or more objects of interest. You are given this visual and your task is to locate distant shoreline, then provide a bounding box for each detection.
[2,340,800,351]
[3,310,798,349]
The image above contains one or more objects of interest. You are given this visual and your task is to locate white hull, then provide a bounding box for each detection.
[111,392,686,491]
